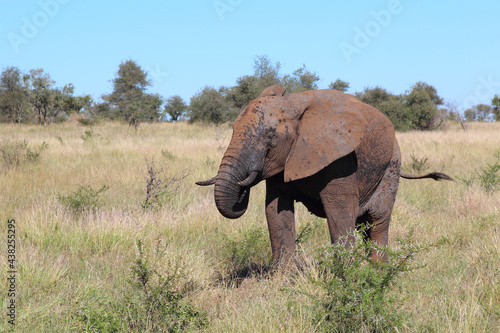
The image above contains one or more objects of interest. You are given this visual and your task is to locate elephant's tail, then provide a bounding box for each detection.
[400,172,453,181]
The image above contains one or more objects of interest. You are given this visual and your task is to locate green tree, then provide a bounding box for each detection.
[0,66,30,123]
[464,108,477,121]
[355,86,393,107]
[87,101,111,119]
[492,95,500,121]
[411,81,443,105]
[358,87,414,131]
[377,96,412,131]
[140,93,163,121]
[475,104,493,121]
[103,60,163,123]
[24,68,55,125]
[72,94,93,115]
[404,88,438,130]
[282,65,320,93]
[226,55,283,109]
[227,56,323,110]
[356,83,443,131]
[189,86,237,124]
[227,75,260,109]
[329,79,350,92]
[47,84,90,122]
[464,104,493,122]
[163,95,187,122]
[252,55,282,88]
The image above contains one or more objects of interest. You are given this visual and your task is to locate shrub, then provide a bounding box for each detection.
[407,153,429,173]
[81,129,94,142]
[72,239,208,332]
[142,158,187,209]
[220,225,272,284]
[58,184,108,214]
[476,158,500,193]
[0,140,48,170]
[458,153,500,193]
[304,230,433,332]
[78,117,95,126]
[73,293,123,332]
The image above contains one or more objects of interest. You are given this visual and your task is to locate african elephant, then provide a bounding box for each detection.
[197,85,452,266]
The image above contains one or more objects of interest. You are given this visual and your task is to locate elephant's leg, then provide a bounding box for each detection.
[365,212,392,261]
[320,177,359,248]
[265,177,295,267]
[363,145,401,261]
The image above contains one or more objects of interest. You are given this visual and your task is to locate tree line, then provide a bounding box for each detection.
[1,56,499,130]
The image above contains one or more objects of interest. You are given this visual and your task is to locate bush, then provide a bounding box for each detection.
[78,117,96,126]
[142,158,187,209]
[0,140,48,170]
[81,129,94,142]
[304,230,434,332]
[72,239,208,332]
[356,82,443,131]
[219,225,272,284]
[188,86,239,124]
[58,184,108,214]
[458,153,500,193]
[476,157,500,193]
[407,153,429,173]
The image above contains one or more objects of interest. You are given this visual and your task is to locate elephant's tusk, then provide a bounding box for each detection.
[238,170,259,187]
[195,176,217,186]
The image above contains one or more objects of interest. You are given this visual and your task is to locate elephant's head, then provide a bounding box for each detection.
[197,85,367,219]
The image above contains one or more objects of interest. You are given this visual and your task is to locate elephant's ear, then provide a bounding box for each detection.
[259,85,286,97]
[284,104,367,182]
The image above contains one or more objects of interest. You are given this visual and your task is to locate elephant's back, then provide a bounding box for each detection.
[302,89,395,125]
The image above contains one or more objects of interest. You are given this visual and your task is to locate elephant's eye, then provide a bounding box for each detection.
[265,129,278,147]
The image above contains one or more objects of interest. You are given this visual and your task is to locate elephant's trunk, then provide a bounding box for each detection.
[213,146,262,219]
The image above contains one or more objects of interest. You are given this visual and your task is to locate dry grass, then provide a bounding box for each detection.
[0,121,499,332]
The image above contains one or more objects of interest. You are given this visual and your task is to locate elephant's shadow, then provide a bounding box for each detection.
[216,263,273,288]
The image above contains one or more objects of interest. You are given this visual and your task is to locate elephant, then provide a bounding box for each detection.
[197,85,452,266]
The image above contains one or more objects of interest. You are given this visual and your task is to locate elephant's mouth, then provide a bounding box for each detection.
[237,187,249,203]
[215,183,251,219]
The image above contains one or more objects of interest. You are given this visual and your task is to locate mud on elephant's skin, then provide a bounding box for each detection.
[197,85,452,266]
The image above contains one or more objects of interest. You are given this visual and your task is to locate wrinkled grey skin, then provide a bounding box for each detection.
[197,86,452,266]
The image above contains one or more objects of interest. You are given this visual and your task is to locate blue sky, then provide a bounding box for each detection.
[1,0,499,110]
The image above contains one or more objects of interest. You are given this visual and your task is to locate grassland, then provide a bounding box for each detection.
[0,120,499,332]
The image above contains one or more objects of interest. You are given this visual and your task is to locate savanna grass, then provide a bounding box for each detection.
[0,121,499,332]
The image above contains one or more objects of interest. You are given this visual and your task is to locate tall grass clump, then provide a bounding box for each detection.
[72,239,208,332]
[304,231,435,333]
